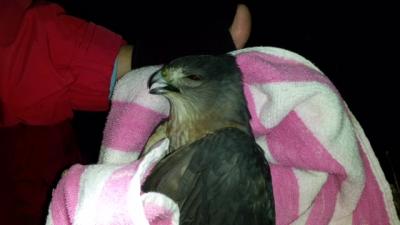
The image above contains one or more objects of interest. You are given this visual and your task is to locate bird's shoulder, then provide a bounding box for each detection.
[143,127,274,225]
[188,127,265,170]
[178,127,274,225]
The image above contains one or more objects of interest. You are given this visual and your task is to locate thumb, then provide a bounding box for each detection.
[229,4,252,49]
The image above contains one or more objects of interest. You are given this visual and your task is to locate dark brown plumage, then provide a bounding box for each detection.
[142,54,275,225]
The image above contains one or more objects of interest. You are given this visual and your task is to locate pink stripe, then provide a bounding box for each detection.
[352,143,390,225]
[306,175,341,225]
[102,101,168,151]
[50,164,85,225]
[243,84,268,138]
[96,162,140,225]
[267,112,346,171]
[266,112,346,223]
[144,203,173,225]
[237,52,334,88]
[270,164,299,225]
[50,176,70,225]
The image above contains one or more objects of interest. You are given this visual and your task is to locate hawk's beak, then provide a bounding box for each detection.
[148,70,180,95]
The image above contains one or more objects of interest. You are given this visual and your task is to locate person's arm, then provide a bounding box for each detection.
[116,45,134,79]
[44,3,128,111]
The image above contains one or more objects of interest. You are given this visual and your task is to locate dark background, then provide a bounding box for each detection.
[54,1,398,187]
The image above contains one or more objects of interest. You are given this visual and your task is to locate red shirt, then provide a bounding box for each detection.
[0,3,125,126]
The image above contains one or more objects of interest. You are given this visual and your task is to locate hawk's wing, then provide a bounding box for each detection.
[142,127,275,225]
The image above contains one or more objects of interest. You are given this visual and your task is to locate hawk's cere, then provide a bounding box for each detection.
[142,54,275,225]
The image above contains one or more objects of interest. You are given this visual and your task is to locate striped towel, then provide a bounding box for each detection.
[46,138,179,225]
[46,47,399,225]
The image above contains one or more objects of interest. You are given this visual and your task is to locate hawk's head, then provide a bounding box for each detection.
[148,54,251,146]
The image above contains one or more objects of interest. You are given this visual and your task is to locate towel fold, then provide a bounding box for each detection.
[46,47,399,225]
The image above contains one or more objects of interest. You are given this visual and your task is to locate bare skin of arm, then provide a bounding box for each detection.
[116,45,134,79]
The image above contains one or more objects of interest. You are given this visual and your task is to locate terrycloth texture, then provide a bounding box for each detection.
[47,47,399,225]
[46,138,179,225]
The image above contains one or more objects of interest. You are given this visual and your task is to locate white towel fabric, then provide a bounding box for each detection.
[46,47,399,225]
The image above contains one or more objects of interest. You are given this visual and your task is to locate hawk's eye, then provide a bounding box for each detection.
[186,74,202,81]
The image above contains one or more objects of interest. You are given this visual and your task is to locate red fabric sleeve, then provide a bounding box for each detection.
[0,4,126,126]
[48,3,125,111]
[47,8,126,111]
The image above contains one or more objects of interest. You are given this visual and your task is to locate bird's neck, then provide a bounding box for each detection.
[166,108,250,150]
